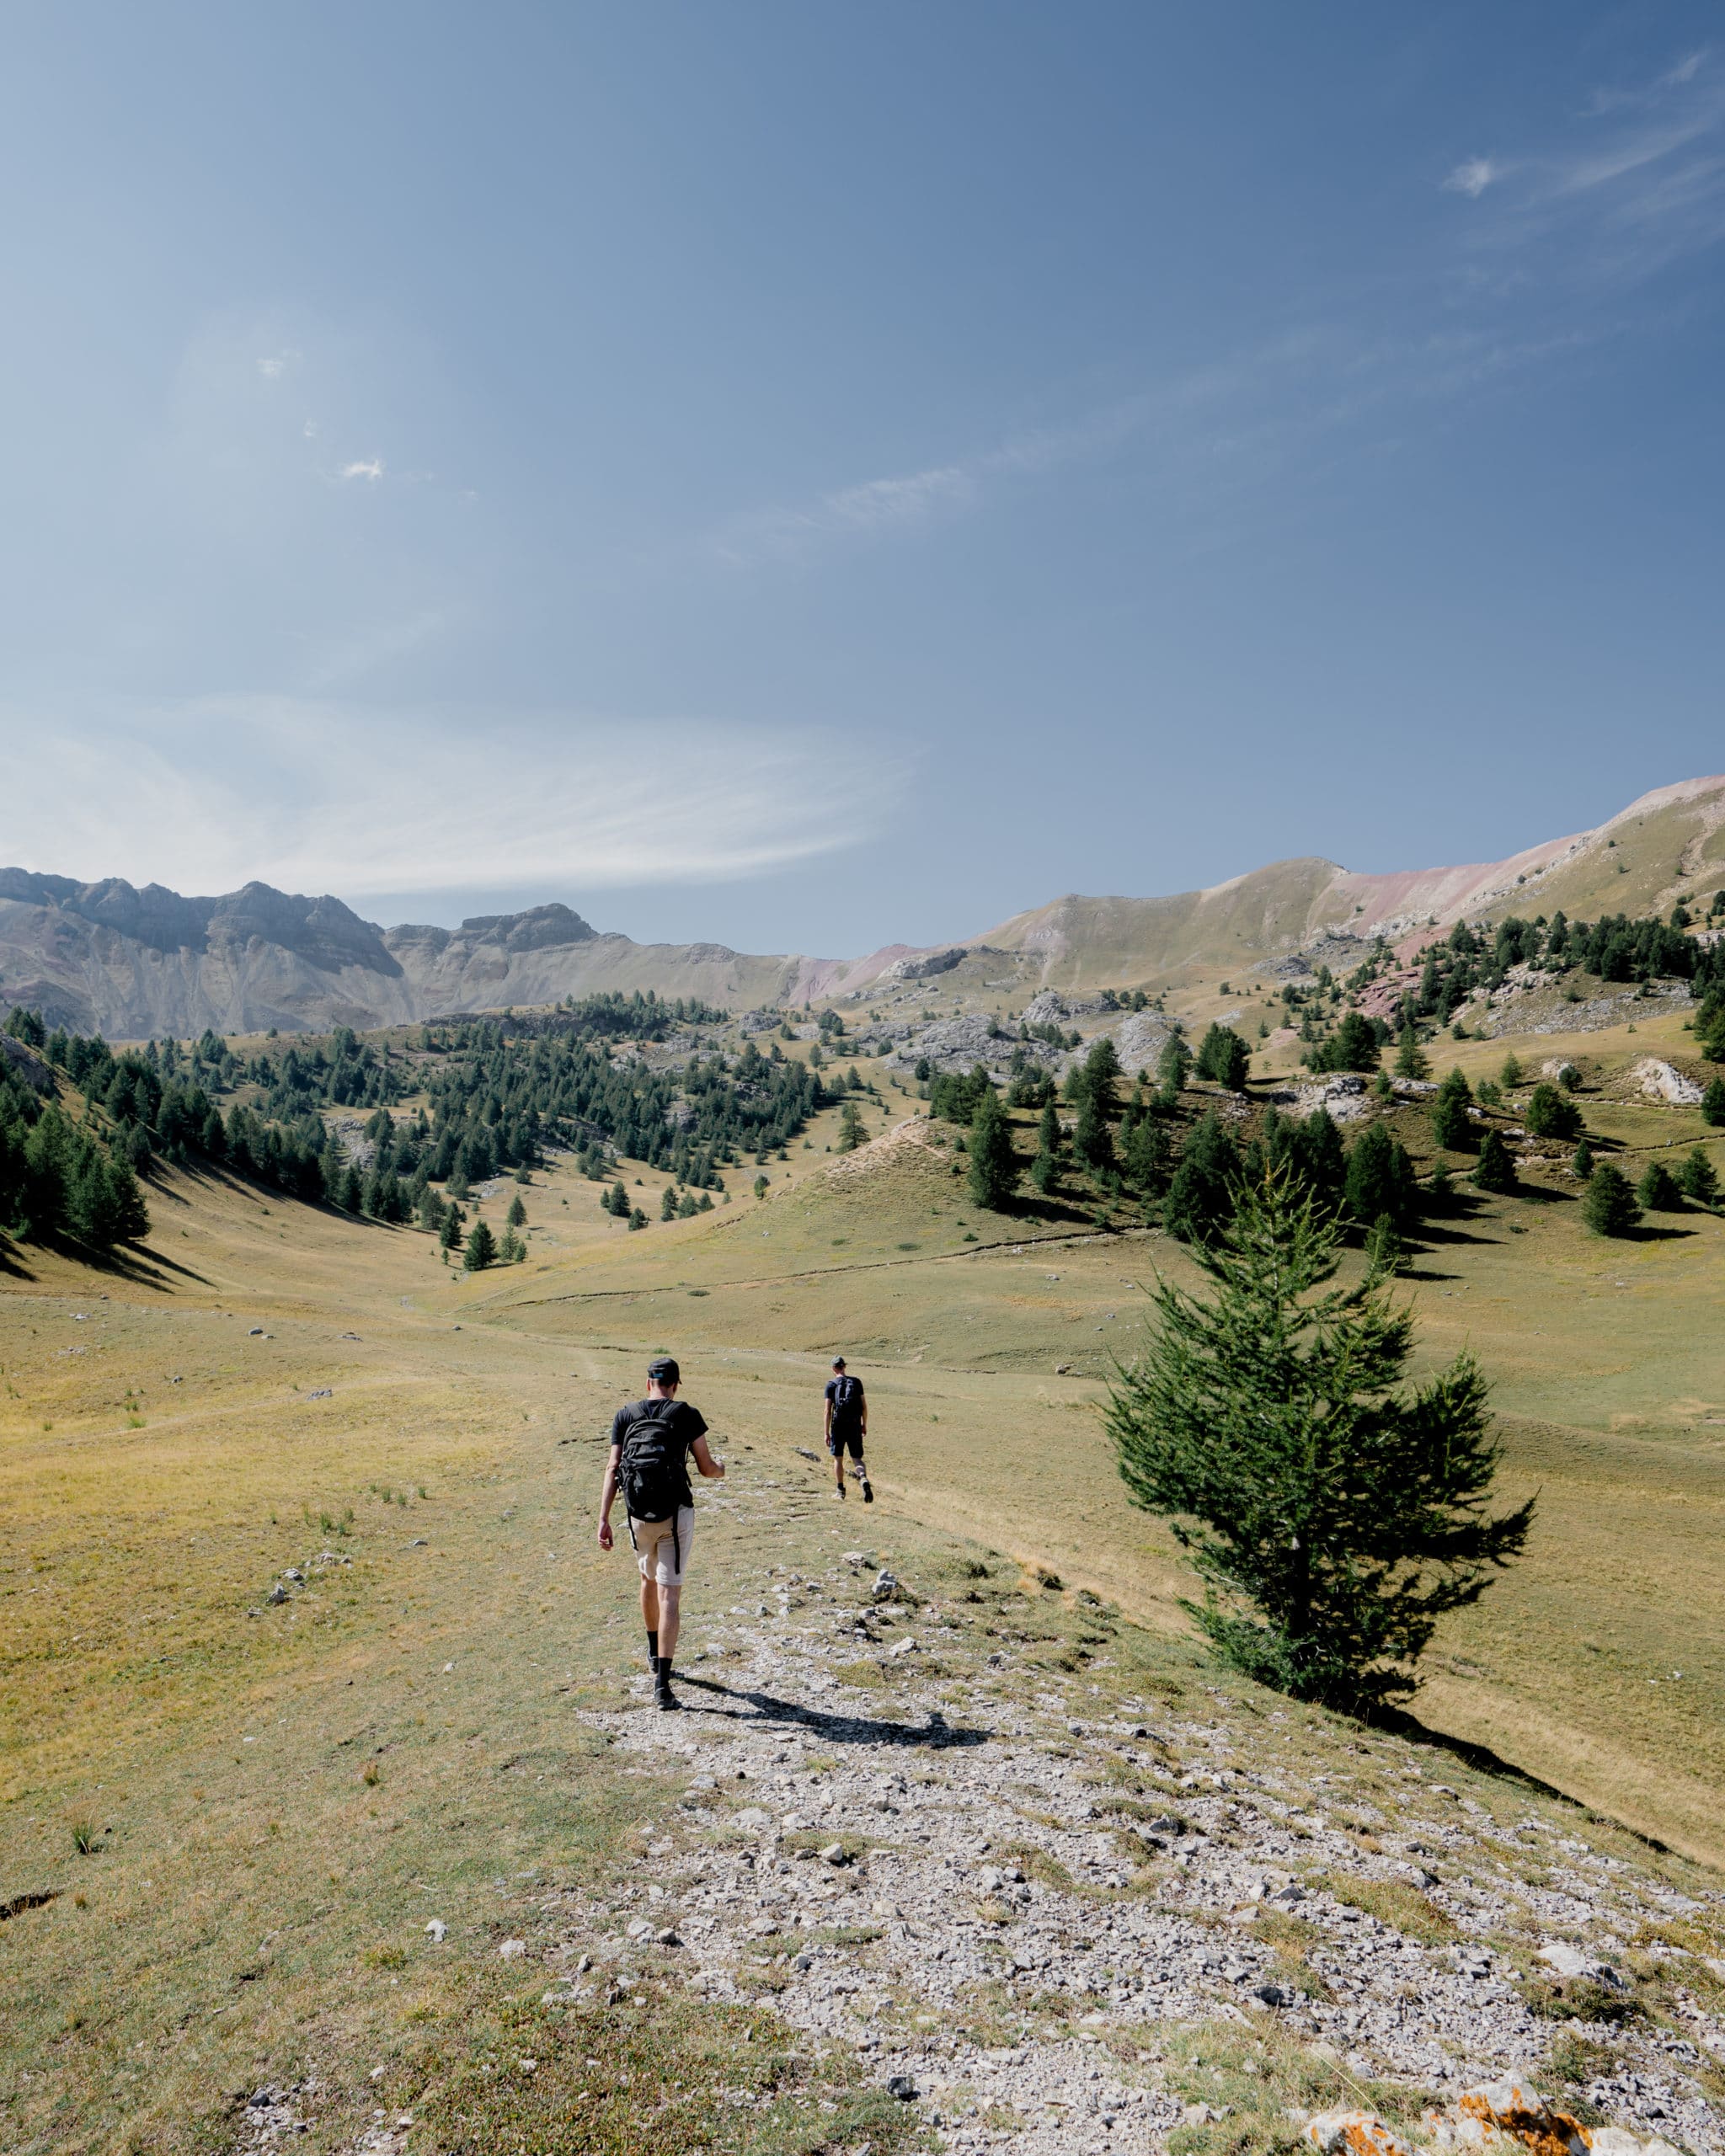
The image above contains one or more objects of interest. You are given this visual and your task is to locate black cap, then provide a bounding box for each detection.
[648,1356,680,1384]
[831,1356,846,1369]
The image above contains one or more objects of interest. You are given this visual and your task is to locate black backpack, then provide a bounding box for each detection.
[830,1374,862,1422]
[618,1406,691,1522]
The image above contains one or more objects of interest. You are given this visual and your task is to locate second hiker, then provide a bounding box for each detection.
[596,1354,724,1710]
[823,1355,872,1503]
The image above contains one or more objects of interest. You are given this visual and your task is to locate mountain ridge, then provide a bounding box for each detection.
[4,774,1723,1036]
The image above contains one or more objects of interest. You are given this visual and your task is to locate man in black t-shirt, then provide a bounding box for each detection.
[823,1356,871,1503]
[597,1355,724,1710]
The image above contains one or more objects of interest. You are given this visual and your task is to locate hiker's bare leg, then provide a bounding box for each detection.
[640,1574,660,1637]
[656,1582,682,1661]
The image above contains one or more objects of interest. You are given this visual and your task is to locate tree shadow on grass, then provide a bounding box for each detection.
[0,1233,36,1280]
[673,1673,991,1752]
[1369,1704,1677,1855]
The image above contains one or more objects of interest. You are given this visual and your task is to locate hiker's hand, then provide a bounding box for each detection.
[596,1518,613,1551]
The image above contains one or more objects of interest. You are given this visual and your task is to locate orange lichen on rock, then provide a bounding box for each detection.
[1305,2111,1416,2155]
[1455,2076,1589,2155]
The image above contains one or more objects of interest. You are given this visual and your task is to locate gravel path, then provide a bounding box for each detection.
[537,1549,1725,2155]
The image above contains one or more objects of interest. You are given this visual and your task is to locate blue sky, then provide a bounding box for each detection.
[3,3,1723,955]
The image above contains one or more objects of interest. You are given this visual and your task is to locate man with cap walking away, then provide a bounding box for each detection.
[596,1355,724,1710]
[823,1356,871,1503]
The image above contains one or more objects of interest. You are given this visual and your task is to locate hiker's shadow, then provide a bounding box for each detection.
[676,1674,991,1751]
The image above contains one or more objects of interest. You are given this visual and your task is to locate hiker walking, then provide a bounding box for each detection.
[596,1355,724,1710]
[824,1356,872,1503]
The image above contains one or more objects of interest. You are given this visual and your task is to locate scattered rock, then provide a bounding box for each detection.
[884,2074,919,2101]
[1630,1057,1703,1106]
[497,1938,526,1960]
[425,1919,446,1942]
[266,1584,288,1605]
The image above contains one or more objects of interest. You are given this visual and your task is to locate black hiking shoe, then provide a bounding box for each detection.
[655,1684,681,1711]
[862,1479,874,1504]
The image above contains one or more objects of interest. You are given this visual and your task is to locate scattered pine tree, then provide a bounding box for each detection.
[1637,1160,1683,1212]
[1524,1082,1582,1141]
[968,1090,1020,1212]
[1106,1171,1533,1710]
[1675,1146,1720,1208]
[1430,1068,1475,1151]
[1581,1162,1640,1236]
[464,1219,497,1270]
[1471,1129,1518,1194]
[1163,1109,1237,1245]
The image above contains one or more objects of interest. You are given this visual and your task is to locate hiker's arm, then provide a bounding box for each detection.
[823,1399,833,1440]
[692,1434,725,1480]
[860,1399,868,1437]
[596,1444,622,1549]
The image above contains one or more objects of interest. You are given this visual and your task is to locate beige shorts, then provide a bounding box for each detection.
[629,1507,695,1587]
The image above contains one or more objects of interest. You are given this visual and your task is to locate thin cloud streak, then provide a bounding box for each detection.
[0,699,911,905]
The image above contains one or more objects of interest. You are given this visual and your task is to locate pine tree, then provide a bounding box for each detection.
[497,1226,522,1263]
[628,1206,648,1230]
[1122,1113,1171,1194]
[660,1184,679,1219]
[1343,1123,1418,1230]
[1195,1023,1249,1091]
[1315,1011,1381,1074]
[506,1192,526,1227]
[753,1174,769,1200]
[1499,1053,1524,1090]
[1073,1093,1114,1175]
[1394,1029,1429,1081]
[1703,1077,1725,1128]
[606,1180,629,1216]
[464,1219,497,1270]
[439,1204,462,1251]
[339,1164,364,1213]
[1163,1110,1237,1245]
[1471,1129,1517,1194]
[1581,1162,1640,1236]
[1524,1083,1581,1141]
[677,1191,699,1218]
[1571,1138,1595,1182]
[1430,1068,1474,1151]
[1637,1160,1683,1212]
[968,1090,1020,1212]
[1676,1145,1720,1208]
[1156,1030,1192,1101]
[1078,1037,1122,1119]
[1364,1212,1404,1276]
[1106,1173,1532,1708]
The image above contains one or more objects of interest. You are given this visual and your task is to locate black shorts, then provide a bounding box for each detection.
[828,1426,866,1460]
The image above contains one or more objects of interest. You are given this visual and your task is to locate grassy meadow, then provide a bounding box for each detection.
[3,1003,1725,2149]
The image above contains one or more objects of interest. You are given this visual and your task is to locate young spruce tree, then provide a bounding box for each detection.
[968,1090,1019,1212]
[1581,1161,1640,1236]
[1107,1173,1533,1709]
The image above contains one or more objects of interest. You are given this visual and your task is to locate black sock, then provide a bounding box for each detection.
[657,1656,673,1687]
[647,1627,659,1665]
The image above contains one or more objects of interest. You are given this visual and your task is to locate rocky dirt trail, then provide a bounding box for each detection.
[530,1534,1725,2156]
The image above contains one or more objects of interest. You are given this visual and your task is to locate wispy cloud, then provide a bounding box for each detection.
[1443,157,1499,199]
[0,698,912,903]
[339,456,384,482]
[1445,48,1725,282]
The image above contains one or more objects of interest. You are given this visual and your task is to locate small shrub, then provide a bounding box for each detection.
[70,1819,99,1855]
